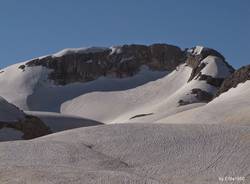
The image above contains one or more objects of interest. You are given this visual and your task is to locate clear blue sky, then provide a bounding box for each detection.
[0,0,249,68]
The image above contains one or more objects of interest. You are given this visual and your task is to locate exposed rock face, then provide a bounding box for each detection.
[178,88,214,106]
[0,115,51,140]
[187,62,207,82]
[191,88,214,102]
[177,46,235,104]
[24,43,236,106]
[186,46,226,68]
[186,46,234,82]
[185,46,234,86]
[198,74,224,87]
[26,44,185,85]
[217,64,250,96]
[25,44,234,89]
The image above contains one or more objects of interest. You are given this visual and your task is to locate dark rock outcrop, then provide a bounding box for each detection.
[178,100,190,106]
[188,62,207,82]
[186,47,226,66]
[191,88,214,102]
[185,47,234,87]
[216,64,250,96]
[130,113,154,119]
[26,44,185,85]
[198,75,224,87]
[0,115,52,140]
[186,47,234,81]
[178,88,213,106]
[18,64,26,71]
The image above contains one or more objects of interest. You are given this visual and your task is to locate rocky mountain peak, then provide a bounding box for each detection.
[17,43,236,104]
[185,46,234,86]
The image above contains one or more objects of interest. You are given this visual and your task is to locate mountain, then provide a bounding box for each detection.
[0,43,249,183]
[0,44,234,122]
[217,64,250,96]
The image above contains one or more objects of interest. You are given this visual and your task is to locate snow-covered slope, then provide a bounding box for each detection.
[200,56,232,78]
[61,64,193,123]
[61,56,231,124]
[25,111,102,132]
[0,97,25,141]
[0,43,184,112]
[27,66,167,112]
[0,96,25,122]
[0,63,51,109]
[52,47,108,57]
[0,96,102,142]
[0,128,23,141]
[0,123,249,184]
[158,80,250,125]
[0,62,167,112]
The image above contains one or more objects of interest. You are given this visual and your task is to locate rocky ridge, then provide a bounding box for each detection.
[217,64,250,96]
[186,46,234,84]
[25,44,234,84]
[22,44,237,105]
[26,44,185,85]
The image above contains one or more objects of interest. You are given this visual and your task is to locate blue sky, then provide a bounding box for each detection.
[0,0,249,68]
